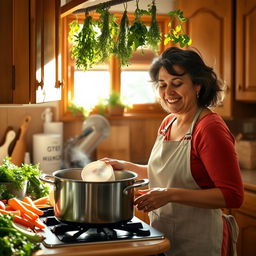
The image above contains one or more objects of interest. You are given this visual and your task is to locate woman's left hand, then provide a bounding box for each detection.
[134,188,170,212]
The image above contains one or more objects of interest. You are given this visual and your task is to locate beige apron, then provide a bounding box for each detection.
[148,109,225,256]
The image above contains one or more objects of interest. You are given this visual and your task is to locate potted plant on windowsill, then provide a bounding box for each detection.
[106,91,127,116]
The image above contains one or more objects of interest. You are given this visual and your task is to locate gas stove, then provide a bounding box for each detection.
[40,207,165,248]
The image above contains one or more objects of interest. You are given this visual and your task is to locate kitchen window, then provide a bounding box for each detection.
[61,12,169,120]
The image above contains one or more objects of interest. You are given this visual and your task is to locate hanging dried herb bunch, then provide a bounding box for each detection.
[127,0,149,52]
[165,9,192,48]
[114,4,133,66]
[68,1,192,70]
[96,5,118,63]
[147,0,161,51]
[69,14,99,70]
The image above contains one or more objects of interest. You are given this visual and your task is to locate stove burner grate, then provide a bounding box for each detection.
[40,208,164,247]
[43,216,150,243]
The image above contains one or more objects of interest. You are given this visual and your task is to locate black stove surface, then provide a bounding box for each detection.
[40,208,165,248]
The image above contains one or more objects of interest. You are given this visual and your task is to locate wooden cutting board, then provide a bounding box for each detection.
[0,128,16,164]
[11,115,31,166]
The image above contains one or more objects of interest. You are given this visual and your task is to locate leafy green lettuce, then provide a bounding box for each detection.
[0,158,49,200]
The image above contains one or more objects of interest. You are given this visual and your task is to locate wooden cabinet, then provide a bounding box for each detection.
[232,190,256,256]
[178,0,256,118]
[0,0,30,104]
[30,0,62,103]
[236,0,256,101]
[0,0,61,104]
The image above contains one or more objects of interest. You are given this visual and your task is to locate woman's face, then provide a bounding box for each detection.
[157,65,200,114]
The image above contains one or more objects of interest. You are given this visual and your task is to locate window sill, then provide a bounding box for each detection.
[61,110,167,122]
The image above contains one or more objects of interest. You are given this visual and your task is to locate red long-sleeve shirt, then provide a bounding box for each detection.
[159,112,244,208]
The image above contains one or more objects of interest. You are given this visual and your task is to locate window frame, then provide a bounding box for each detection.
[60,12,170,121]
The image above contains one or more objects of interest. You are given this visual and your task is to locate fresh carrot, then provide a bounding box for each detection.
[20,201,44,216]
[13,215,35,229]
[8,198,38,220]
[21,212,34,222]
[21,213,46,230]
[34,204,50,208]
[22,196,37,208]
[0,209,21,216]
[5,205,15,211]
[33,196,49,205]
[33,218,46,230]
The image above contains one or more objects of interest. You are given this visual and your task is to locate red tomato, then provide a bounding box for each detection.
[0,201,6,210]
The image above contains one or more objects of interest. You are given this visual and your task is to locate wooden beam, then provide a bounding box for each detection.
[61,0,90,17]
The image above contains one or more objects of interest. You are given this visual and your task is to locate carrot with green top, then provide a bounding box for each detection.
[8,198,38,220]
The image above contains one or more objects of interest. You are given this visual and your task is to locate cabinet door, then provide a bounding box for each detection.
[0,0,30,104]
[178,0,233,118]
[232,210,256,256]
[236,0,256,101]
[30,0,62,103]
[0,0,13,103]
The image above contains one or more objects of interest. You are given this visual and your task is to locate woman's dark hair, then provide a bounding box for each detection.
[149,47,225,107]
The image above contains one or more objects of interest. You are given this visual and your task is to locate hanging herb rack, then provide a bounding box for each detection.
[69,0,192,71]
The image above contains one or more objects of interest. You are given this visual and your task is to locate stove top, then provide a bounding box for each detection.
[40,208,165,248]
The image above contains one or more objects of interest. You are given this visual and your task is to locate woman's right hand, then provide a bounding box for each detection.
[100,158,127,170]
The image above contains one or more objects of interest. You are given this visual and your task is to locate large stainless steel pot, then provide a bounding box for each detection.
[40,168,149,224]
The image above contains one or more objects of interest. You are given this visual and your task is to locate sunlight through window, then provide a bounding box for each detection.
[73,71,110,110]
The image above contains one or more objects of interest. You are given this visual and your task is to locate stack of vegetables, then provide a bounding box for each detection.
[0,196,51,256]
[0,158,51,255]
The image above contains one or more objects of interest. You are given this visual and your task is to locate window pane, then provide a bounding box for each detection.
[121,71,156,104]
[74,71,110,109]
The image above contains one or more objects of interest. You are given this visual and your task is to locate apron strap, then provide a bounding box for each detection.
[161,108,203,138]
[183,108,203,140]
[161,116,176,135]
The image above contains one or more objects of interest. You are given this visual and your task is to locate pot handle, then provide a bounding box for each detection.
[123,179,149,195]
[40,173,55,185]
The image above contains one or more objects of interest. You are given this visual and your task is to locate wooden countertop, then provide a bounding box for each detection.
[34,238,170,256]
[241,169,256,192]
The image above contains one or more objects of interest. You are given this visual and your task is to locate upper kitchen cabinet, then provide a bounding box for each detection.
[236,0,256,102]
[178,0,233,118]
[0,0,30,104]
[30,0,62,103]
[178,0,255,119]
[0,0,61,104]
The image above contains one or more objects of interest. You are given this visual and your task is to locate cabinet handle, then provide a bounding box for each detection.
[238,84,243,91]
[12,65,16,90]
[35,80,44,89]
[55,80,64,88]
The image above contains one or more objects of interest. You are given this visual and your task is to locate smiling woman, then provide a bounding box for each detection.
[61,12,169,119]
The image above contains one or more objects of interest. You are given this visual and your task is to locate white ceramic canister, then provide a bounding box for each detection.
[43,122,63,138]
[41,107,63,147]
[33,134,62,174]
